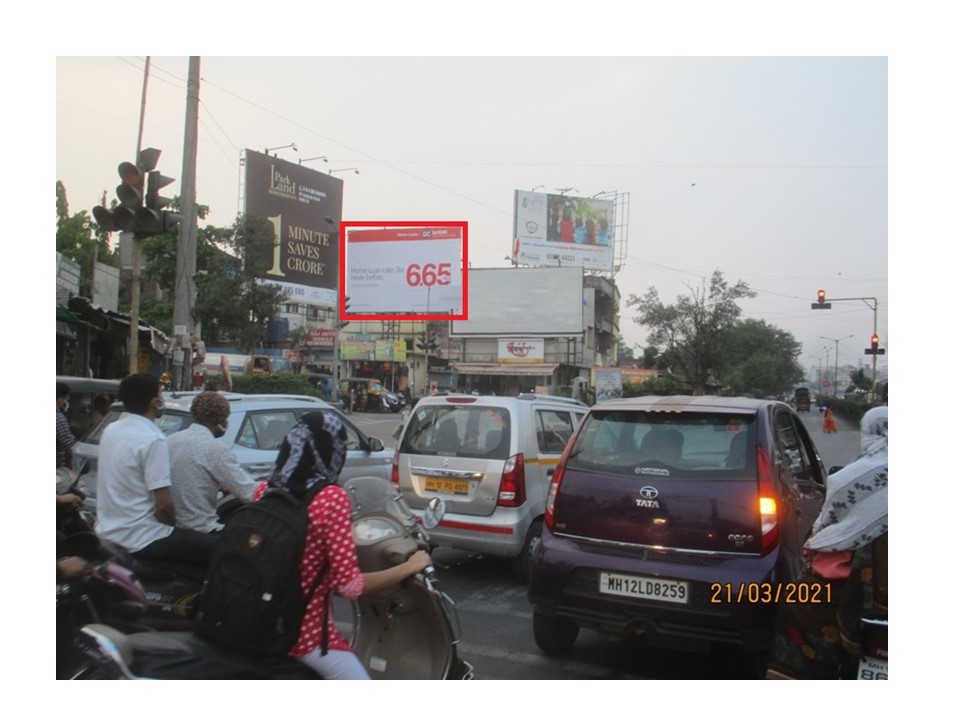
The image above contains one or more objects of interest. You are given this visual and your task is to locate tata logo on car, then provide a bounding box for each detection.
[635,486,661,508]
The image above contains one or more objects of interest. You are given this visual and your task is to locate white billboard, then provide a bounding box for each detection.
[452,267,584,337]
[344,226,465,318]
[513,190,615,272]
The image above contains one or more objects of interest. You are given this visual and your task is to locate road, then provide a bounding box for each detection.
[341,403,864,679]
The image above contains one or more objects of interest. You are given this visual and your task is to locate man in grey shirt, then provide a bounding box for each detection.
[168,391,259,533]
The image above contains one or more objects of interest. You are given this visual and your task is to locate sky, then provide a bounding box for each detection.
[56,54,888,383]
[37,0,959,704]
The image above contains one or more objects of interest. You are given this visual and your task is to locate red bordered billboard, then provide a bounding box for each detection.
[339,221,468,321]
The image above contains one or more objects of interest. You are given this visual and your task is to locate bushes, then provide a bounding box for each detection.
[815,395,872,425]
[203,372,322,398]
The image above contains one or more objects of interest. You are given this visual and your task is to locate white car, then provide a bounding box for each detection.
[73,392,394,502]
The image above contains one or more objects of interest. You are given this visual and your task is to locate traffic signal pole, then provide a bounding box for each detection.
[128,58,151,375]
[811,292,882,402]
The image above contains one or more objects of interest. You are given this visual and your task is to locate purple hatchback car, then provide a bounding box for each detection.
[528,396,827,660]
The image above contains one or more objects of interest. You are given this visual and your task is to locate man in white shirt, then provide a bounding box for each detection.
[168,391,258,533]
[95,374,218,568]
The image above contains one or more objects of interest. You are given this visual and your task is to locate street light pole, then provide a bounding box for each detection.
[820,335,854,398]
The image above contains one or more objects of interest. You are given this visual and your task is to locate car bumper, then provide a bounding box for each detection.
[411,505,534,559]
[529,525,779,651]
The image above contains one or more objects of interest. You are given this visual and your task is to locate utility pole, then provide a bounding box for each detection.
[128,58,151,375]
[173,57,201,390]
[820,335,853,398]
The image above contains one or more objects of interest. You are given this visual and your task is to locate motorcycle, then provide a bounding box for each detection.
[855,617,888,680]
[70,475,473,680]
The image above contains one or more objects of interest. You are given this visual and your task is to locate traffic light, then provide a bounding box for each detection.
[811,289,832,310]
[426,329,439,351]
[92,147,179,239]
[865,334,885,355]
[415,331,427,351]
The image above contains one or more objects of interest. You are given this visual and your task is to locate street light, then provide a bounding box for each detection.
[265,143,297,156]
[820,335,854,398]
[556,187,579,195]
[330,168,359,175]
[299,156,328,165]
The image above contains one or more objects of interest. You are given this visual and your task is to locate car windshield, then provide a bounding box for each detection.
[401,405,511,459]
[569,410,757,476]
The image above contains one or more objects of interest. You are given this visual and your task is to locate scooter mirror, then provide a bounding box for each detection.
[423,497,446,529]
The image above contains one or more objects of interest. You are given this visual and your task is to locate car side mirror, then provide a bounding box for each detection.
[367,437,384,452]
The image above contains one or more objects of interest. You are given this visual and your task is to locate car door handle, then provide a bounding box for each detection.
[245,463,275,473]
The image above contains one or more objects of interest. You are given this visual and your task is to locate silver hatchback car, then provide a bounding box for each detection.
[393,394,587,582]
[73,393,394,503]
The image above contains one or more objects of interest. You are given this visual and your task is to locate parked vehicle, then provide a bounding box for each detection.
[528,395,827,666]
[202,353,294,378]
[393,393,588,582]
[71,476,473,680]
[72,393,393,505]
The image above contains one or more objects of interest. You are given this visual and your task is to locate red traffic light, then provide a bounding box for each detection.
[871,334,880,348]
[811,289,831,310]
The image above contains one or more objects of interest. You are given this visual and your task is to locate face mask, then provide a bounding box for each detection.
[213,422,228,438]
[154,398,165,418]
[60,400,70,414]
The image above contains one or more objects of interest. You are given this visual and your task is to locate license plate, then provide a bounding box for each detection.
[599,572,689,604]
[424,477,470,495]
[857,655,888,680]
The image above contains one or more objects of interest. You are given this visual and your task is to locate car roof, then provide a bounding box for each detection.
[591,395,781,413]
[414,393,588,409]
[57,376,121,394]
[116,393,330,413]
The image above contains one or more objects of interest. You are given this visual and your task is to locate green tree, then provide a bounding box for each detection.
[139,212,288,350]
[56,181,118,297]
[626,271,756,395]
[717,319,803,397]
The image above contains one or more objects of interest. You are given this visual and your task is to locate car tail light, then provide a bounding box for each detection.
[497,453,526,507]
[756,446,779,554]
[390,447,400,488]
[544,443,573,531]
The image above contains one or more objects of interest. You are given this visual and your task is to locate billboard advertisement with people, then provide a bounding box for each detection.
[513,190,615,272]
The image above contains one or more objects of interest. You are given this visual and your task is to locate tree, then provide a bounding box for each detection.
[56,181,118,297]
[139,212,288,351]
[626,271,756,395]
[717,319,803,397]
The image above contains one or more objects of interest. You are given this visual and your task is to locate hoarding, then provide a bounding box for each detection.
[341,222,467,320]
[513,190,615,272]
[244,149,344,307]
[498,338,545,363]
[592,367,623,401]
[451,267,584,337]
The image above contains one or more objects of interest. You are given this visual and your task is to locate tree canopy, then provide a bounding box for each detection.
[627,271,756,394]
[56,181,118,297]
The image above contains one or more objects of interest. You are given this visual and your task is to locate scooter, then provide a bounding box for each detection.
[71,476,474,680]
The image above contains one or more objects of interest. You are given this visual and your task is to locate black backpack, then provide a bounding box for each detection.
[194,487,328,659]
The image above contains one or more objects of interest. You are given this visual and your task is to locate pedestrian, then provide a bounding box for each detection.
[822,406,837,433]
[167,391,258,534]
[253,411,431,679]
[56,382,78,470]
[95,373,219,571]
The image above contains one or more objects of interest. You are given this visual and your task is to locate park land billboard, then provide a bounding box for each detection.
[513,190,615,272]
[244,149,344,307]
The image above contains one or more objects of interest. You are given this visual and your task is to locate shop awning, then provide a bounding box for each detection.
[450,363,558,377]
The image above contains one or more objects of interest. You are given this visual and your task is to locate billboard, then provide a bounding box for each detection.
[244,149,344,307]
[513,190,615,272]
[341,222,467,320]
[451,267,584,337]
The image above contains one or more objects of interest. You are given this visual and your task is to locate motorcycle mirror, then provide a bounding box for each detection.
[423,497,446,529]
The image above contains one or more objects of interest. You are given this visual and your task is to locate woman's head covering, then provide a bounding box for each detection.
[268,411,347,499]
[860,405,888,454]
[806,407,888,553]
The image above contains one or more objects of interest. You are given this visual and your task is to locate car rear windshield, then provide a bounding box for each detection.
[81,408,193,444]
[401,405,511,459]
[568,410,757,477]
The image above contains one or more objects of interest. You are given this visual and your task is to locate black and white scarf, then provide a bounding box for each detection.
[268,410,347,499]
